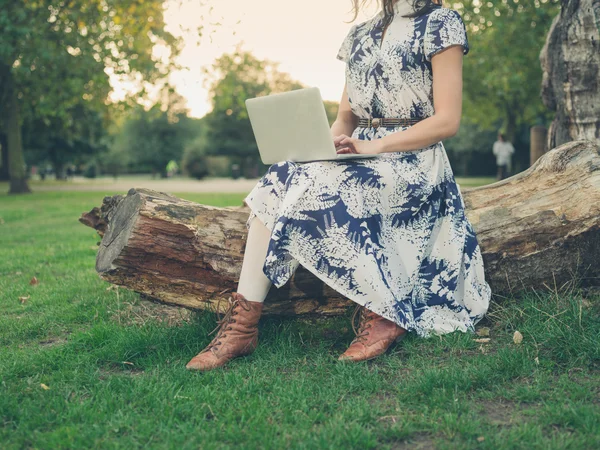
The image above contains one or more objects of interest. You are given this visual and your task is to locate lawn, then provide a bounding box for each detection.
[1,191,598,449]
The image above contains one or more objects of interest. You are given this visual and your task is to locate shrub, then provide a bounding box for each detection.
[204,155,233,177]
[182,136,209,180]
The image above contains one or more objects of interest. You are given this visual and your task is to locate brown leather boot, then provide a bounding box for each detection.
[186,292,263,371]
[338,303,407,362]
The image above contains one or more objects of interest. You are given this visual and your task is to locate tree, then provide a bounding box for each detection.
[182,131,210,180]
[22,103,108,179]
[0,0,178,193]
[540,0,600,149]
[459,0,561,143]
[0,132,8,180]
[201,47,305,177]
[112,87,198,177]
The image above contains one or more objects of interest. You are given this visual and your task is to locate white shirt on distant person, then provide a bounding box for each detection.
[493,140,514,166]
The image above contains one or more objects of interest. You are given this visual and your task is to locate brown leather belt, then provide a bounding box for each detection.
[357,117,424,129]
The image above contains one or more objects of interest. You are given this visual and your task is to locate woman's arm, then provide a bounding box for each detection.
[331,81,358,137]
[376,44,464,154]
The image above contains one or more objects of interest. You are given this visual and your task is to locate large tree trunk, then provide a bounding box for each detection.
[540,0,600,149]
[0,64,31,194]
[0,132,9,181]
[80,140,600,316]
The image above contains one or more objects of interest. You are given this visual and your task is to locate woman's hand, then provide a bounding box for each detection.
[334,135,383,155]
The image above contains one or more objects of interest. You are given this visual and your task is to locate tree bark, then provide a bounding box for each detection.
[0,132,9,181]
[80,140,600,316]
[0,64,31,194]
[540,0,600,149]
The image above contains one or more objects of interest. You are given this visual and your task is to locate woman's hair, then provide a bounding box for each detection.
[349,0,442,27]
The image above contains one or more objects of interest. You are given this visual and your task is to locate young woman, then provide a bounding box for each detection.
[186,0,492,371]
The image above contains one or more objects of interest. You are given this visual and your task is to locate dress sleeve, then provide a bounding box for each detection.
[424,8,469,61]
[336,24,358,63]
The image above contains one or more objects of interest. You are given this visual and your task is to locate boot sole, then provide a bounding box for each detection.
[338,332,407,362]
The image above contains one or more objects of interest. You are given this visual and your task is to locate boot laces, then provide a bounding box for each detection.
[205,294,252,351]
[350,304,375,344]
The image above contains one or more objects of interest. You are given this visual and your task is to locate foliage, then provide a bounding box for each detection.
[22,104,109,178]
[324,100,341,125]
[99,146,128,179]
[182,132,210,180]
[459,0,561,142]
[82,160,97,179]
[204,155,234,178]
[201,47,305,176]
[445,118,500,176]
[0,0,177,116]
[0,0,179,191]
[111,95,199,177]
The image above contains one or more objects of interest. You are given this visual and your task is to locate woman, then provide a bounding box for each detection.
[186,0,492,371]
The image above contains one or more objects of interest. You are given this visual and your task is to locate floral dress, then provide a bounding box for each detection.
[243,1,491,337]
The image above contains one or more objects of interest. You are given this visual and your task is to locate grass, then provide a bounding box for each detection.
[0,190,598,449]
[0,174,497,191]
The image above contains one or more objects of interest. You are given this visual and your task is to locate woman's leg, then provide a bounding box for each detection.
[236,215,273,302]
[186,215,271,371]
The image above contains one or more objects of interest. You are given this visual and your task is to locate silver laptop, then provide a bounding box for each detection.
[245,87,379,164]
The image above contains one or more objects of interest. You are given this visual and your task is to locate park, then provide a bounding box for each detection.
[1,1,599,448]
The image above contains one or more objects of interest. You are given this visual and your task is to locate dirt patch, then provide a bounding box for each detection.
[388,432,436,450]
[476,399,530,427]
[38,337,68,347]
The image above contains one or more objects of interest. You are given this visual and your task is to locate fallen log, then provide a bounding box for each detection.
[80,140,600,316]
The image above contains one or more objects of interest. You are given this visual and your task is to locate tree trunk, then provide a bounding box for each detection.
[0,64,31,194]
[504,104,517,145]
[0,132,9,181]
[540,0,600,149]
[80,140,600,316]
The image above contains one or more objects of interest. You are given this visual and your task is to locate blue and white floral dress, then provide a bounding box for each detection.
[243,1,491,337]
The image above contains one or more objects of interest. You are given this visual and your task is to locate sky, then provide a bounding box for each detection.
[111,0,382,118]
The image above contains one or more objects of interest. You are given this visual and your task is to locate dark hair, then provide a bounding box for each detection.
[498,132,506,141]
[349,0,442,27]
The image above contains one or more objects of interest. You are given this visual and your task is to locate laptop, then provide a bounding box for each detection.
[245,87,380,164]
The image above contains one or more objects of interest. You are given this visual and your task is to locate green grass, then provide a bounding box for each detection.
[1,191,598,449]
[455,177,496,188]
[0,174,497,192]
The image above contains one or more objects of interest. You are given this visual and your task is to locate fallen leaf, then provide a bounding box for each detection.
[19,296,30,304]
[40,383,50,390]
[122,361,134,366]
[476,327,490,337]
[513,331,523,344]
[477,436,485,442]
[534,357,539,365]
[29,276,39,286]
[474,338,491,343]
[581,298,592,308]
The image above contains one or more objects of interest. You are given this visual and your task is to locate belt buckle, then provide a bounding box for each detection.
[371,117,381,129]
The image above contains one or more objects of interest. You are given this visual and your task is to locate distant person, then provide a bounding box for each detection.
[166,160,179,178]
[493,132,514,180]
[231,163,240,180]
